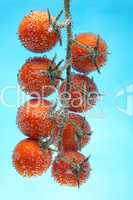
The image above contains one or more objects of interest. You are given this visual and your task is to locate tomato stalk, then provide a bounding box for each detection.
[64,0,73,93]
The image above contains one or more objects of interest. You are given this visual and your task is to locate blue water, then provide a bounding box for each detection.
[0,0,133,199]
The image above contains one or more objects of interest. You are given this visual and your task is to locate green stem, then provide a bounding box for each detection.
[55,1,73,154]
[64,0,73,92]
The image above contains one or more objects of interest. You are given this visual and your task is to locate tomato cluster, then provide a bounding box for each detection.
[12,9,108,187]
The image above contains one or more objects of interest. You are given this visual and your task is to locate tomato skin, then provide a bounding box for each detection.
[18,57,60,97]
[59,74,98,112]
[53,113,91,151]
[13,138,52,177]
[19,11,59,53]
[71,33,107,73]
[17,99,55,139]
[52,152,90,187]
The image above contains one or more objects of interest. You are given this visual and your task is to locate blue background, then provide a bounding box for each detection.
[0,0,133,199]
